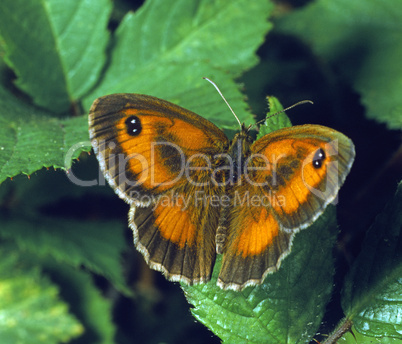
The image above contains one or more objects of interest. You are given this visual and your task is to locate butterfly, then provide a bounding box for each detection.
[88,89,355,291]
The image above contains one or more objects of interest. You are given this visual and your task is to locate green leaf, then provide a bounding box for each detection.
[183,206,337,344]
[42,263,116,344]
[0,249,83,344]
[0,163,111,210]
[339,327,402,344]
[277,0,402,129]
[0,209,129,294]
[257,96,292,138]
[0,0,273,183]
[342,182,402,339]
[83,0,273,129]
[0,85,90,183]
[0,0,112,112]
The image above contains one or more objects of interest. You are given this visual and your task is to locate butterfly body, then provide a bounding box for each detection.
[89,93,355,291]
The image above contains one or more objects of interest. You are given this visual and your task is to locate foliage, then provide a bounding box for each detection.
[0,0,400,343]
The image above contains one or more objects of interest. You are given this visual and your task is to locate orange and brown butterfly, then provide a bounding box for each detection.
[88,80,355,291]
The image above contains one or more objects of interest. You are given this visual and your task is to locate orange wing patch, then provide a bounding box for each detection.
[115,110,181,190]
[262,138,322,212]
[153,196,197,249]
[114,114,155,186]
[231,207,279,257]
[266,139,337,216]
[249,125,355,230]
[114,108,229,192]
[89,94,229,205]
[130,187,220,285]
[218,185,291,290]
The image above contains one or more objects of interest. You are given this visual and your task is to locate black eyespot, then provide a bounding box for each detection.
[313,148,326,169]
[125,116,142,136]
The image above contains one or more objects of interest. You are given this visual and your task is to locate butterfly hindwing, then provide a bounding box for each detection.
[130,189,220,284]
[218,185,292,290]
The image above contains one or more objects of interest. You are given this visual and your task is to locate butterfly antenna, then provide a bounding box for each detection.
[268,99,314,120]
[249,99,314,132]
[203,77,242,129]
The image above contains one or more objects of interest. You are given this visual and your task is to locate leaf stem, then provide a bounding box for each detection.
[322,317,353,344]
